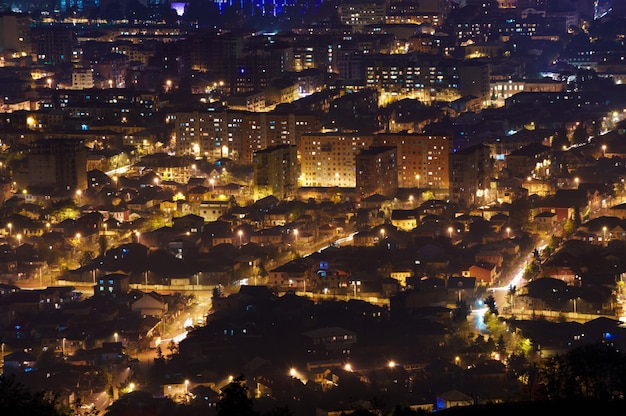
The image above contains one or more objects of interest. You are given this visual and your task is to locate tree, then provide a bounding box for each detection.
[507,285,517,309]
[0,374,67,416]
[563,218,577,237]
[523,261,540,281]
[217,375,258,416]
[452,299,470,322]
[484,294,498,316]
[79,250,95,267]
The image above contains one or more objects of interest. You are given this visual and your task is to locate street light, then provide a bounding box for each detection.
[602,144,607,157]
[16,233,21,246]
[114,332,119,343]
[603,226,607,242]
[76,189,82,205]
[506,227,511,239]
[238,229,243,246]
[380,228,385,240]
[209,178,215,193]
[448,226,453,239]
[7,222,11,237]
[416,174,420,188]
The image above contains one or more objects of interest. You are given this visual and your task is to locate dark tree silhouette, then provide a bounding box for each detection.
[0,374,66,416]
[484,294,498,316]
[217,375,258,416]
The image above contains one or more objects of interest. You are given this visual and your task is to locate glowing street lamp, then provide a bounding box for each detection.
[603,226,608,242]
[448,226,453,239]
[209,178,215,193]
[602,144,607,158]
[238,229,243,246]
[506,227,511,239]
[76,189,82,205]
[7,223,12,237]
[114,332,119,343]
[416,174,420,188]
[380,228,385,240]
[16,233,21,246]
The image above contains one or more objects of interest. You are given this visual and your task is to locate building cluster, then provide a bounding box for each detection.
[1,0,626,413]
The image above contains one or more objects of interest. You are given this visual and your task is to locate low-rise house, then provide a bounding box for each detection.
[250,227,284,246]
[468,263,497,285]
[3,351,37,373]
[475,250,503,268]
[436,389,474,410]
[95,273,130,298]
[391,210,418,231]
[131,292,168,318]
[198,200,230,222]
[446,276,477,305]
[269,259,314,290]
[534,211,557,229]
[302,326,357,358]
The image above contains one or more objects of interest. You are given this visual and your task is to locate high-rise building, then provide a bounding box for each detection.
[235,41,294,93]
[253,145,299,200]
[299,132,375,188]
[449,144,493,208]
[169,109,320,163]
[374,133,450,189]
[31,26,75,65]
[356,146,398,199]
[339,0,387,28]
[28,138,88,192]
[0,10,31,56]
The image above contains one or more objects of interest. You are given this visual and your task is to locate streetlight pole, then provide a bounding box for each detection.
[238,229,243,247]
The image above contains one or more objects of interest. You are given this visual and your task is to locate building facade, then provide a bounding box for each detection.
[28,138,88,192]
[299,132,375,188]
[356,146,398,199]
[253,144,299,200]
[374,132,450,189]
